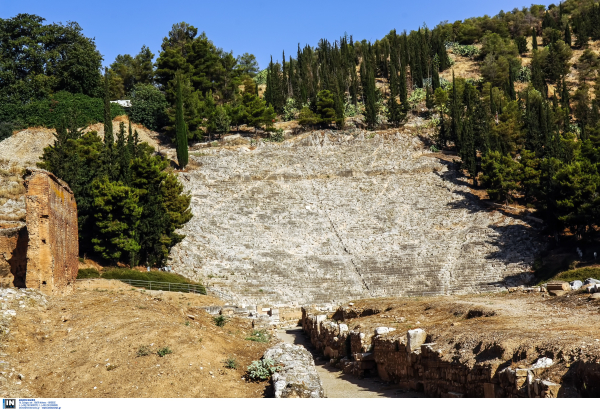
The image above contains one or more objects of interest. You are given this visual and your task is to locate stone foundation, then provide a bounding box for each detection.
[301,307,596,398]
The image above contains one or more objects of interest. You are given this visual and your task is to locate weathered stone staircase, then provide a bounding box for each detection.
[170,129,543,305]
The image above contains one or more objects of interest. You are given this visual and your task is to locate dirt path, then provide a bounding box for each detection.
[277,327,423,398]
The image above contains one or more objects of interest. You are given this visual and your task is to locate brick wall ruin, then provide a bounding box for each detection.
[0,169,78,295]
[24,169,78,294]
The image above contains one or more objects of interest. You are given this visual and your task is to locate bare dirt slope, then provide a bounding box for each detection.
[0,281,273,398]
[0,117,163,168]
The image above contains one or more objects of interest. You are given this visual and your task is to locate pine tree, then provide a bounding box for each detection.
[532,27,538,51]
[175,72,189,169]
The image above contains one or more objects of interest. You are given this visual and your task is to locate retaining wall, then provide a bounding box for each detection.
[301,307,586,398]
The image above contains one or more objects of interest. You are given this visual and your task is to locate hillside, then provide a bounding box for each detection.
[0,117,164,168]
[169,116,542,305]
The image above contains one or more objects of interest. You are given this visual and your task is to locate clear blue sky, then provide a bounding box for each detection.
[4,0,552,69]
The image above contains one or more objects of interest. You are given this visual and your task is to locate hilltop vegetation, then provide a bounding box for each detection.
[5,1,600,261]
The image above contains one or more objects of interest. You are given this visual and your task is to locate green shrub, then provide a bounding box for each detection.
[77,268,101,279]
[265,128,284,142]
[223,356,238,369]
[247,359,282,381]
[245,330,270,343]
[130,84,168,131]
[452,44,480,58]
[213,315,229,327]
[0,122,16,142]
[137,345,151,357]
[157,346,173,357]
[253,69,268,85]
[0,91,125,129]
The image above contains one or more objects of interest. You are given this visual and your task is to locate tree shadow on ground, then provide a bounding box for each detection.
[433,163,547,287]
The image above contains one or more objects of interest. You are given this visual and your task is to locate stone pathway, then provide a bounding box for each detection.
[277,327,423,398]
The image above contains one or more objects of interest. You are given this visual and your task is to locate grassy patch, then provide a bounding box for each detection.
[245,330,270,343]
[223,356,238,369]
[157,346,173,357]
[212,315,229,327]
[551,267,600,283]
[76,267,206,294]
[77,268,101,279]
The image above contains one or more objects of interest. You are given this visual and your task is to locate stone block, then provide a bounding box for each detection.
[407,328,427,352]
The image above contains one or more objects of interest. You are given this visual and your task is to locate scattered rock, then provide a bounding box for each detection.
[531,357,553,369]
[584,278,600,285]
[570,280,583,290]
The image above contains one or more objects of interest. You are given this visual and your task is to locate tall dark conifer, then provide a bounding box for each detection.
[564,23,572,47]
[103,68,113,145]
[532,27,538,51]
[175,72,188,169]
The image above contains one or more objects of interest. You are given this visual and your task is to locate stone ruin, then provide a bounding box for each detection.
[0,169,78,295]
[170,129,543,305]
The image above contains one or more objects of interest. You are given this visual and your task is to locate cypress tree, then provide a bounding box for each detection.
[508,67,516,100]
[564,23,572,47]
[103,68,113,145]
[364,64,378,130]
[432,57,440,91]
[532,27,538,51]
[399,64,409,111]
[425,86,434,110]
[175,72,188,170]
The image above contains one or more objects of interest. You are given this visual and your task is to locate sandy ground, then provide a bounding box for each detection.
[278,327,423,398]
[0,282,274,398]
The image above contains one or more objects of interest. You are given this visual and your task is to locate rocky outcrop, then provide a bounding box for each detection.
[170,129,543,305]
[263,343,324,398]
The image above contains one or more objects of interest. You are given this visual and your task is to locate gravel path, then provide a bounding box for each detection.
[277,327,423,398]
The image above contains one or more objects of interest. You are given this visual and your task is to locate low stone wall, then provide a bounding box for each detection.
[301,307,571,398]
[263,343,325,398]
